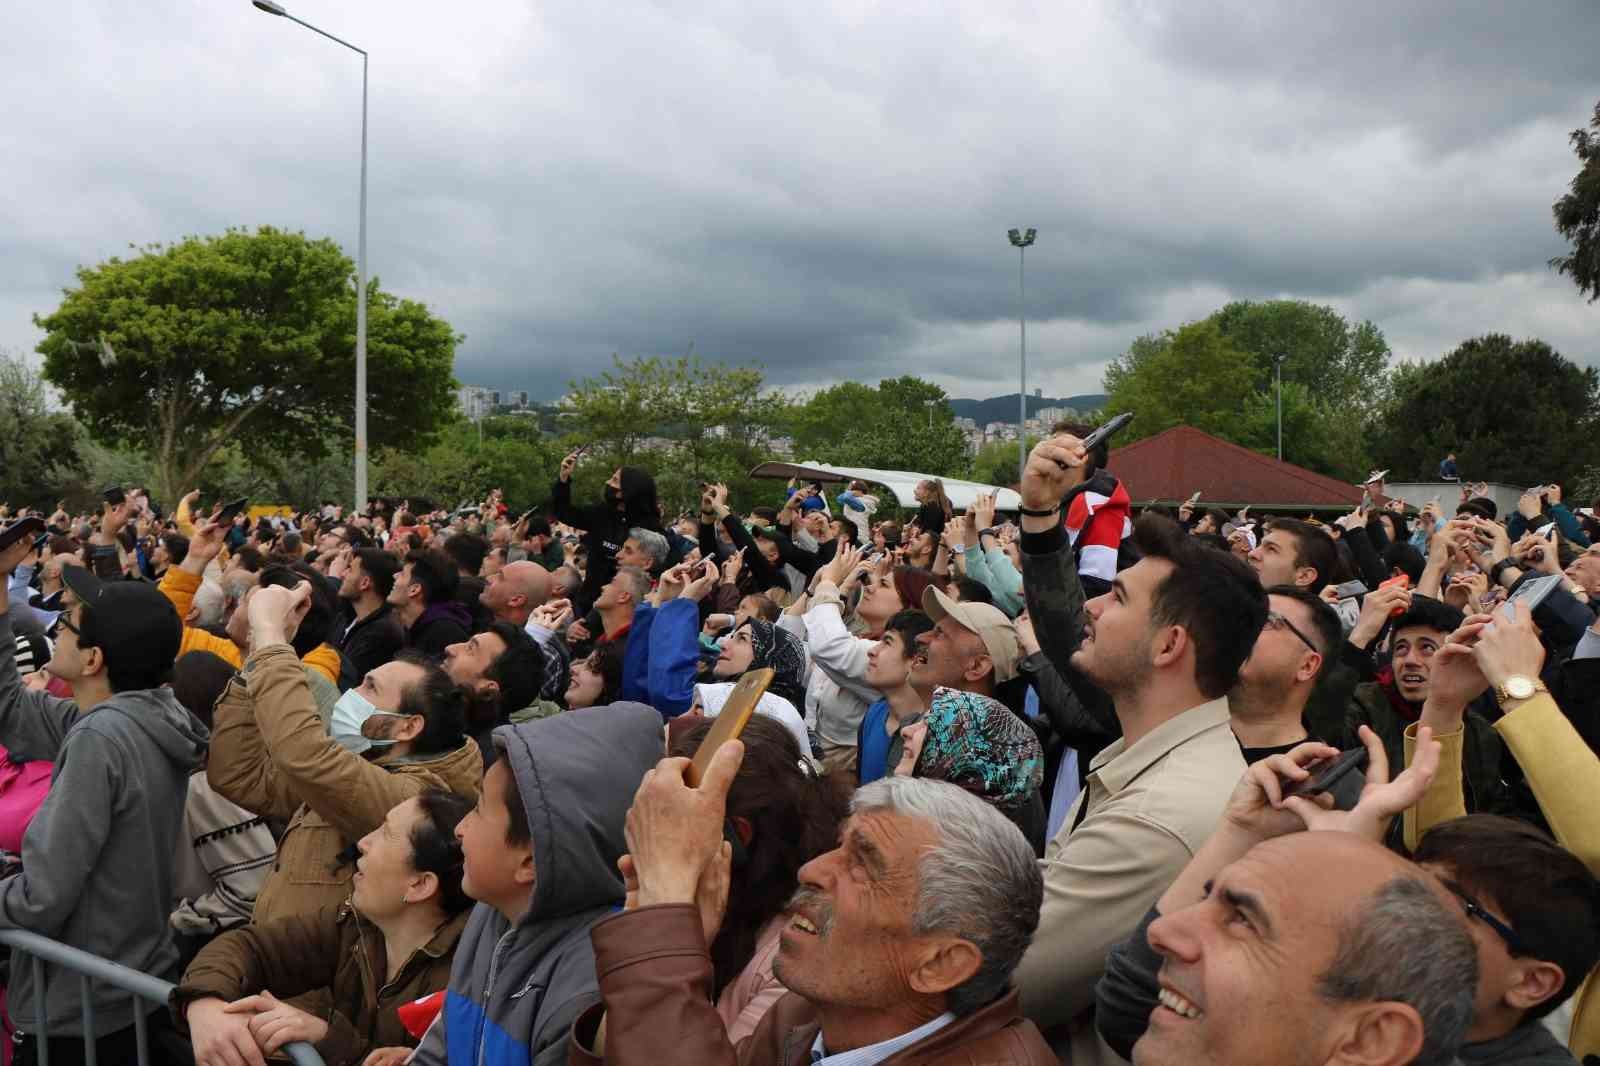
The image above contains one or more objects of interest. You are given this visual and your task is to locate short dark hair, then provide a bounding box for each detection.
[949,576,995,607]
[443,533,489,576]
[883,608,934,650]
[232,545,263,574]
[1133,513,1268,698]
[1415,815,1600,1021]
[481,622,545,717]
[410,790,475,917]
[1264,585,1342,681]
[1266,518,1338,594]
[170,650,238,730]
[525,516,552,538]
[162,534,190,566]
[1392,595,1464,640]
[353,547,400,598]
[404,549,461,606]
[751,506,778,523]
[395,653,469,756]
[1382,542,1426,584]
[258,564,337,659]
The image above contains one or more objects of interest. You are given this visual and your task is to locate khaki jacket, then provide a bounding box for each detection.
[209,644,483,925]
[568,904,1056,1066]
[174,900,469,1066]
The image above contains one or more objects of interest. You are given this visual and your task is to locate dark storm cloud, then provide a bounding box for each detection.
[2,1,1596,402]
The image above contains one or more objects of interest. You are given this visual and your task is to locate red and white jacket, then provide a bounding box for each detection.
[1062,472,1132,590]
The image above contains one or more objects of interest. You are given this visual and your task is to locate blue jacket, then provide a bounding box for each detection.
[619,605,656,705]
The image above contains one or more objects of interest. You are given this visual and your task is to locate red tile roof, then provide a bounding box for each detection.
[1108,425,1368,508]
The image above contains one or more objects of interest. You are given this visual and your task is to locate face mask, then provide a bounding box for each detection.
[331,688,400,754]
[603,484,621,507]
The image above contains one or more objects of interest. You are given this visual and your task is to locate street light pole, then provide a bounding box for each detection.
[1007,228,1036,486]
[252,0,369,513]
[1274,353,1285,461]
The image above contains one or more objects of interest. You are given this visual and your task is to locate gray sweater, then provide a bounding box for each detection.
[0,612,208,1036]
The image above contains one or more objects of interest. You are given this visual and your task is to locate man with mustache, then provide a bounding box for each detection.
[567,742,1056,1065]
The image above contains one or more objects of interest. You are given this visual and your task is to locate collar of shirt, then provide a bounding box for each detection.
[809,1012,956,1066]
[1087,696,1232,794]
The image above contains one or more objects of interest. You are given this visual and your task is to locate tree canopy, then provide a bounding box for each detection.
[0,349,86,510]
[1552,100,1600,302]
[34,226,460,504]
[786,375,970,479]
[1368,334,1600,487]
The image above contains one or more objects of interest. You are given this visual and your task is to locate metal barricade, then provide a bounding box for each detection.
[0,928,325,1066]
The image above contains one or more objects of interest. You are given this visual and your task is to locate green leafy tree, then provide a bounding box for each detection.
[371,421,561,511]
[1103,320,1258,440]
[0,348,87,510]
[785,376,967,478]
[558,355,791,512]
[34,226,460,504]
[970,435,1040,488]
[1367,335,1600,486]
[1552,100,1600,301]
[1208,300,1391,414]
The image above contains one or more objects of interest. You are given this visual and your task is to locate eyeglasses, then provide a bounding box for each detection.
[55,613,80,638]
[1264,611,1318,655]
[1445,881,1528,956]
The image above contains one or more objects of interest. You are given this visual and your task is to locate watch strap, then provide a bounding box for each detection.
[1018,504,1061,518]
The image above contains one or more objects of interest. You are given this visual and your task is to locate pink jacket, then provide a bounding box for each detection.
[0,745,52,855]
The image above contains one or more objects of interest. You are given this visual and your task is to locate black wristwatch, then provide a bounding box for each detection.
[1489,558,1517,586]
[1018,504,1060,518]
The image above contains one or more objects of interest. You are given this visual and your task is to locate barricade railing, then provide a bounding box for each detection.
[0,928,325,1066]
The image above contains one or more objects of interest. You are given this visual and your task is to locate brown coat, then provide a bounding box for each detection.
[209,643,483,925]
[568,905,1056,1066]
[173,901,468,1066]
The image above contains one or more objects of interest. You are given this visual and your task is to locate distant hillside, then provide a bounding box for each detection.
[949,392,1107,425]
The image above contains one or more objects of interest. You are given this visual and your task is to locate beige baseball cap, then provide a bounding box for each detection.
[921,586,1021,683]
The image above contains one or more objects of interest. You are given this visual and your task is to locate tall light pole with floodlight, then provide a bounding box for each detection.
[252,0,369,512]
[1007,228,1036,485]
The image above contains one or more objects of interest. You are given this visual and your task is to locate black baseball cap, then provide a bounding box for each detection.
[60,567,181,672]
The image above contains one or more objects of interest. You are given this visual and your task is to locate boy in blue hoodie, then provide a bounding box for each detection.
[395,702,663,1066]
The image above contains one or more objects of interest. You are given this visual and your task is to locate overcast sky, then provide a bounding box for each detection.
[4,1,1597,403]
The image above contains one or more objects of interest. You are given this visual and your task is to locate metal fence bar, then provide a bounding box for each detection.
[132,1001,148,1066]
[79,974,95,1066]
[0,929,325,1065]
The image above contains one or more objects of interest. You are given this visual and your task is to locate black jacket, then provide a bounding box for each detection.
[549,469,661,614]
[336,602,404,691]
[404,601,473,659]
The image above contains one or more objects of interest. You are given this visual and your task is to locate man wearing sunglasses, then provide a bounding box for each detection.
[1228,586,1342,763]
[0,531,206,1064]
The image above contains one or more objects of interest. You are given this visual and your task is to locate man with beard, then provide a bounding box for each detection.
[1228,586,1340,762]
[1008,433,1267,1059]
[333,547,405,690]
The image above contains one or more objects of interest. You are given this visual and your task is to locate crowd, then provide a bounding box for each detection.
[0,417,1597,1066]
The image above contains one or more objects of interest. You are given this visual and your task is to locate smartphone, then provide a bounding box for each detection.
[1080,412,1134,452]
[1378,572,1411,617]
[0,517,46,553]
[1504,574,1563,617]
[1187,490,1202,505]
[686,667,774,787]
[1283,747,1370,811]
[215,497,249,525]
[1332,579,1368,601]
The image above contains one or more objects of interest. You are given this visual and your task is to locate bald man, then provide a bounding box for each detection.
[1095,739,1479,1066]
[480,561,567,702]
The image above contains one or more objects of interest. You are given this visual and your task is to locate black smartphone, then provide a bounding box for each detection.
[1283,747,1369,811]
[214,497,249,525]
[0,517,46,553]
[1053,412,1133,469]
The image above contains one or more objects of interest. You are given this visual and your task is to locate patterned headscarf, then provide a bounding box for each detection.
[915,688,1043,811]
[737,618,808,711]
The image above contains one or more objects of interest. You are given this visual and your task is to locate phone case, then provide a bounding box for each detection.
[686,667,775,787]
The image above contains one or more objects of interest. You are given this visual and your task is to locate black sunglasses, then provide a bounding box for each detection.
[1445,880,1528,956]
[1264,611,1318,655]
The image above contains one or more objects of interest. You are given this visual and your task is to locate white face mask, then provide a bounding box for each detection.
[331,688,401,754]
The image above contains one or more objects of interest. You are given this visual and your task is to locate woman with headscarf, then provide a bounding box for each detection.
[549,450,663,615]
[894,687,1046,854]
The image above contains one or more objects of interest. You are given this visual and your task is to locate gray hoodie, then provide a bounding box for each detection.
[411,701,664,1066]
[0,612,209,1036]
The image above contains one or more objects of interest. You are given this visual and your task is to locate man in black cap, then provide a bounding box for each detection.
[0,532,208,1065]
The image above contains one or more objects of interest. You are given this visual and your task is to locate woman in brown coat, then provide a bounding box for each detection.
[173,791,474,1066]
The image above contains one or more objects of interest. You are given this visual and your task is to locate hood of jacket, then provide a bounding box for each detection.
[97,686,209,772]
[616,467,662,530]
[416,599,473,633]
[493,701,663,923]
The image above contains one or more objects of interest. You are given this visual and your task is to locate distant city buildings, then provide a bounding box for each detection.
[456,385,533,418]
